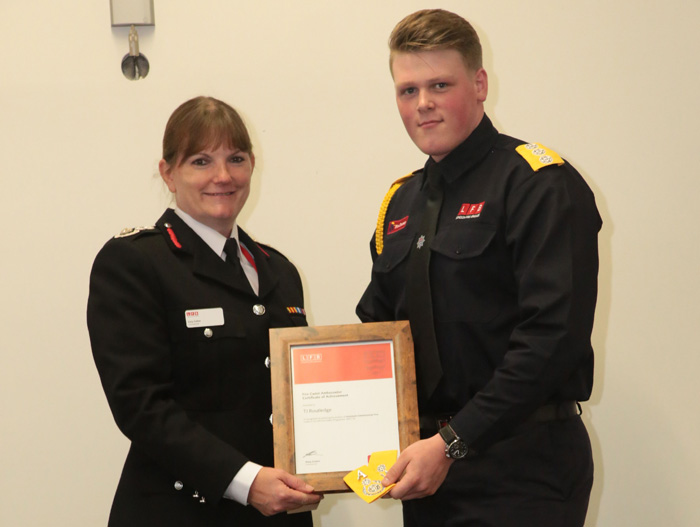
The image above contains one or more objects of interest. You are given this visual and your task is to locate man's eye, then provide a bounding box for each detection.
[435,82,448,89]
[402,87,416,96]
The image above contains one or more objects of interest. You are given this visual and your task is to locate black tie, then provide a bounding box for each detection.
[406,164,444,400]
[224,238,242,274]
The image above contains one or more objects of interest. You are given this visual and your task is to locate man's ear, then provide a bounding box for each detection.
[475,68,488,102]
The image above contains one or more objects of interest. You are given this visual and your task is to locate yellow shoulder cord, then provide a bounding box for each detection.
[375,173,415,255]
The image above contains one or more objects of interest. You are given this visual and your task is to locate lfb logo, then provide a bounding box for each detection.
[300,353,323,363]
[185,311,199,317]
[456,202,485,220]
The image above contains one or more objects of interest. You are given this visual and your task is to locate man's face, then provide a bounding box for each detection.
[391,49,488,162]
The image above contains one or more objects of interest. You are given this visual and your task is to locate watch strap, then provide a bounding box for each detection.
[439,423,459,445]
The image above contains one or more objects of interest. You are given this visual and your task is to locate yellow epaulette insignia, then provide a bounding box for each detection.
[114,226,156,238]
[375,173,416,255]
[515,143,564,172]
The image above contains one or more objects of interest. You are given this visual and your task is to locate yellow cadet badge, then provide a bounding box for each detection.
[343,450,398,504]
[515,143,564,172]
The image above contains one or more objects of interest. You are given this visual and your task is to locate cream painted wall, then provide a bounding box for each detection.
[2,1,699,526]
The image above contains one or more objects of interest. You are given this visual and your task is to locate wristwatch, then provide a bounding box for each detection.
[439,424,468,459]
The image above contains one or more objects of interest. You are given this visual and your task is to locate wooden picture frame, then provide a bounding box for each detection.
[269,321,419,492]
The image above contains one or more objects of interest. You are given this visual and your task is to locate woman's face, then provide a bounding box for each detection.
[159,144,254,237]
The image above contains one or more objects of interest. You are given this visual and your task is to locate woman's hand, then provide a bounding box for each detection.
[248,467,322,516]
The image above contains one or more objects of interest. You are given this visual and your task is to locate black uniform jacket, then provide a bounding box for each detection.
[87,209,311,527]
[357,115,602,452]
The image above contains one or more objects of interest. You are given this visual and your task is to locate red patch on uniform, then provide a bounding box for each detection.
[456,202,485,219]
[166,227,182,248]
[387,216,409,235]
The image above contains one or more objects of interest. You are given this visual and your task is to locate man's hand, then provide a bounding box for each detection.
[382,434,453,500]
[248,467,322,516]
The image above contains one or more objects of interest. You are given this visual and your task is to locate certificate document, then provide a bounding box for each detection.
[270,321,418,492]
[291,340,400,474]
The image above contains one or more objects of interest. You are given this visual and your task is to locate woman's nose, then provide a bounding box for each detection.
[212,162,233,182]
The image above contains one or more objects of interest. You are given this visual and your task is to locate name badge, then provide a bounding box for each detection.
[184,308,224,328]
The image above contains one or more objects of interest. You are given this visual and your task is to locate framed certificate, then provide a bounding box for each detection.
[269,321,419,492]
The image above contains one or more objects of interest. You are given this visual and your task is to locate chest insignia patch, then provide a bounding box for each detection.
[456,202,485,220]
[387,216,409,235]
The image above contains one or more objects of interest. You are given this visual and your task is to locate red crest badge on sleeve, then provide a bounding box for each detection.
[387,216,409,235]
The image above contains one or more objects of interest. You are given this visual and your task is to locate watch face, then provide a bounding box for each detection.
[448,440,468,459]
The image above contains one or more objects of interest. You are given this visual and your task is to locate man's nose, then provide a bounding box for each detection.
[417,91,434,111]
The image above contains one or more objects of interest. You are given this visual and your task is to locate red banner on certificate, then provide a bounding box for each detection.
[292,342,393,384]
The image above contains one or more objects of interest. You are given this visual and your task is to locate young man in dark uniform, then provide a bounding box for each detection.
[356,9,601,527]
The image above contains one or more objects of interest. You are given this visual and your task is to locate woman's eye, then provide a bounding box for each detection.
[229,156,244,164]
[191,157,208,166]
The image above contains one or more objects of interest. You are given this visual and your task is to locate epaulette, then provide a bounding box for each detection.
[113,225,157,239]
[515,143,564,172]
[375,172,416,255]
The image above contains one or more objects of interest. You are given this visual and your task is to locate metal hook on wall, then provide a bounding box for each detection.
[110,0,155,81]
[122,25,150,80]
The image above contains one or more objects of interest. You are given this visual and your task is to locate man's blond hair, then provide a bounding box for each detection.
[389,9,482,71]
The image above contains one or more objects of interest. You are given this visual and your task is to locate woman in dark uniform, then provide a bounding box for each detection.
[87,96,320,526]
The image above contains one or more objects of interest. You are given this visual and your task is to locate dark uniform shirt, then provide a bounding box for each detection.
[357,115,602,452]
